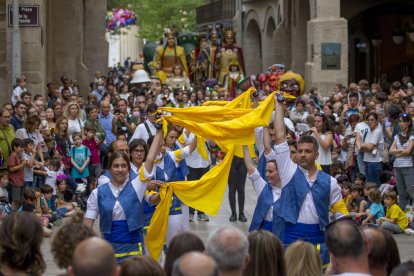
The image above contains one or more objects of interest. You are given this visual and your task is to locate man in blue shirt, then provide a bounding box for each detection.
[10,101,26,131]
[98,100,116,169]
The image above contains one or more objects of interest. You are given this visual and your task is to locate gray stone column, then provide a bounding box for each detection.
[305,0,348,96]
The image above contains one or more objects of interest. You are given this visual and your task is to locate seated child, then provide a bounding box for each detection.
[378,190,408,234]
[361,188,385,225]
[56,176,77,217]
[339,181,352,211]
[0,171,12,224]
[19,188,52,237]
[40,184,57,223]
[349,184,367,218]
[354,173,366,186]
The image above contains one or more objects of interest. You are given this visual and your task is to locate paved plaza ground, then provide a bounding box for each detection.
[42,179,414,275]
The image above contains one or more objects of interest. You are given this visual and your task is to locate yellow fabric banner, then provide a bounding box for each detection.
[146,92,276,260]
[145,145,235,260]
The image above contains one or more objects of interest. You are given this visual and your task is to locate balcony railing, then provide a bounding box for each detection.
[196,0,236,25]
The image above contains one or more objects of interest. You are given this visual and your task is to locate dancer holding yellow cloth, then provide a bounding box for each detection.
[146,92,276,260]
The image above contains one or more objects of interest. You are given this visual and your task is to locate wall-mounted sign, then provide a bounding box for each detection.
[321,43,341,70]
[8,5,39,27]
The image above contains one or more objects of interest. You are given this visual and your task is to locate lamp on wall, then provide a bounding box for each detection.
[371,33,383,47]
[408,26,414,42]
[391,23,414,44]
[392,26,405,45]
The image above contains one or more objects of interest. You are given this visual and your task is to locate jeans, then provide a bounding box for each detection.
[24,181,33,188]
[380,221,404,234]
[228,156,247,215]
[365,162,382,186]
[394,167,414,210]
[188,166,209,215]
[357,152,366,176]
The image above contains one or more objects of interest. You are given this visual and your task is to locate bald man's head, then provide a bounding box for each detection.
[206,227,249,273]
[172,252,218,276]
[69,237,119,276]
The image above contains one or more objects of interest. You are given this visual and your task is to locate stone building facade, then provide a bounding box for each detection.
[0,0,108,105]
[197,0,414,95]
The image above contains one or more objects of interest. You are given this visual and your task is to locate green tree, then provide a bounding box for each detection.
[108,0,202,42]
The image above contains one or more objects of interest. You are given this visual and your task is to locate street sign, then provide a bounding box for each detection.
[8,5,39,27]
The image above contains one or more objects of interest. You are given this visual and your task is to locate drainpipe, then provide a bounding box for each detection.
[11,0,21,86]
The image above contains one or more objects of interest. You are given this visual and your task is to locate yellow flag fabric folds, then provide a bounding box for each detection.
[145,145,235,260]
[161,106,251,123]
[146,93,276,260]
[163,92,275,146]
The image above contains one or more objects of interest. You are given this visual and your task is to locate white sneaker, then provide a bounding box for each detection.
[405,228,414,236]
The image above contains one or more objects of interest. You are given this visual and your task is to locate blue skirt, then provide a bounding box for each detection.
[103,220,144,262]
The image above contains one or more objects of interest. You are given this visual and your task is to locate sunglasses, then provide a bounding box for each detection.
[399,113,409,118]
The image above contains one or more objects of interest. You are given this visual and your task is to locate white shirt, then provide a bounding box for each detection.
[85,168,152,221]
[129,119,156,144]
[315,133,332,166]
[363,124,384,163]
[184,132,211,169]
[354,122,369,154]
[274,142,343,224]
[44,168,57,195]
[11,86,26,106]
[68,118,84,144]
[22,152,34,182]
[248,169,281,221]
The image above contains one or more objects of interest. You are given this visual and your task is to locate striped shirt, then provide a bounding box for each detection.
[393,135,414,168]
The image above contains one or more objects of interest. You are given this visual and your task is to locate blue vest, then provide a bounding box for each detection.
[173,144,190,180]
[155,153,182,215]
[97,182,143,241]
[249,183,283,236]
[273,168,331,240]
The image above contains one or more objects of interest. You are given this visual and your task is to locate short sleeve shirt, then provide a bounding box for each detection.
[386,203,408,230]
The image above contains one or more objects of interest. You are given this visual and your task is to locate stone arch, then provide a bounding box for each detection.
[263,16,277,70]
[243,19,262,76]
[291,0,310,74]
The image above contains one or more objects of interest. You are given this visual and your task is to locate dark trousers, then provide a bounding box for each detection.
[228,156,247,215]
[188,166,209,215]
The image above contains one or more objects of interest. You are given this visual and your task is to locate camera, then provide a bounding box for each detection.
[114,108,120,115]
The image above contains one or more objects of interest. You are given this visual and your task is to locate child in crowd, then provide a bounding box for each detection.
[70,132,91,182]
[0,172,12,224]
[378,190,408,234]
[7,138,25,210]
[361,188,385,225]
[82,125,102,189]
[35,158,61,197]
[56,176,77,217]
[349,184,367,217]
[339,181,352,210]
[22,138,37,188]
[116,133,127,143]
[40,184,62,225]
[0,171,9,202]
[19,188,52,237]
[354,173,366,186]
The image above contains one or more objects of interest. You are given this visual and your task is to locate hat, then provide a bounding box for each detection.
[131,69,151,84]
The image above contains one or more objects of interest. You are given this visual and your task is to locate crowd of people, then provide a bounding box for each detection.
[0,28,414,274]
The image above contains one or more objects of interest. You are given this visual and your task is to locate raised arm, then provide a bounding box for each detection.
[144,129,163,173]
[188,134,197,153]
[263,127,272,155]
[274,94,286,145]
[243,145,256,175]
